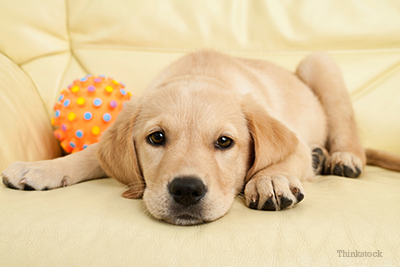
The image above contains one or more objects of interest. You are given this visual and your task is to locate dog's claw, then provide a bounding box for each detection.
[61,177,68,187]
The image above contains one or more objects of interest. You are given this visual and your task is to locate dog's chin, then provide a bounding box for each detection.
[164,214,205,226]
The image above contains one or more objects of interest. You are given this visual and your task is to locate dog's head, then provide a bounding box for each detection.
[97,77,297,225]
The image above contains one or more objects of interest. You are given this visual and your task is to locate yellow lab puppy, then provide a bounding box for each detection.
[2,51,400,225]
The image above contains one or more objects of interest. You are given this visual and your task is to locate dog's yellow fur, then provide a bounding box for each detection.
[3,51,400,225]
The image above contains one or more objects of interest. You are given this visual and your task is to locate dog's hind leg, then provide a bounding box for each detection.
[296,52,366,178]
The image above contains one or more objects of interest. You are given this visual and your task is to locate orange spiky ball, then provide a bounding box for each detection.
[52,75,131,153]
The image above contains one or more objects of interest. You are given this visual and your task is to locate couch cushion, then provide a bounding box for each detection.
[1,1,400,266]
[0,54,61,170]
[0,0,68,65]
[0,166,399,266]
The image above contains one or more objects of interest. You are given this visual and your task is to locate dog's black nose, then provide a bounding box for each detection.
[168,177,206,207]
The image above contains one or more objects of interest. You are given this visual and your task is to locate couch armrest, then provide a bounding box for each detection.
[0,53,61,172]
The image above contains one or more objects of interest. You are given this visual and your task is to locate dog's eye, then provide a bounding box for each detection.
[148,131,165,146]
[215,136,234,149]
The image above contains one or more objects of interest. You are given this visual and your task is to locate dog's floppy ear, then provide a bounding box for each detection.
[242,95,299,182]
[96,99,144,199]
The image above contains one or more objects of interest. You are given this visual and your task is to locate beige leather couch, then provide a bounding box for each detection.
[1,1,400,266]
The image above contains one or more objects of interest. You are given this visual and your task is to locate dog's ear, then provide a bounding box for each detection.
[96,99,144,199]
[242,95,299,182]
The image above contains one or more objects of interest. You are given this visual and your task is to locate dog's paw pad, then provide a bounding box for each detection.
[2,176,19,190]
[279,197,293,210]
[311,146,329,175]
[261,197,276,211]
[22,183,36,191]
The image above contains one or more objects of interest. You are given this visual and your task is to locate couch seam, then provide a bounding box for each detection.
[19,51,70,67]
[71,45,400,55]
[351,60,400,102]
[64,0,89,75]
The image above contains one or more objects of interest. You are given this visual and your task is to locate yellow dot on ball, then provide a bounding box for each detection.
[51,118,55,125]
[61,142,68,151]
[105,86,113,93]
[71,86,80,93]
[68,112,76,121]
[77,97,85,105]
[112,80,119,85]
[92,126,100,135]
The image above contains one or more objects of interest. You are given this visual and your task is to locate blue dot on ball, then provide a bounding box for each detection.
[83,144,88,149]
[55,110,60,117]
[103,113,111,122]
[93,98,102,107]
[84,112,92,120]
[59,95,64,101]
[69,142,76,148]
[75,130,84,138]
[64,99,70,107]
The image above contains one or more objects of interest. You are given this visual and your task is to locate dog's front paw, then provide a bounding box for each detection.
[324,152,363,178]
[244,174,304,211]
[2,161,68,191]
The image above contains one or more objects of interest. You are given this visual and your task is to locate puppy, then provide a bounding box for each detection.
[2,51,400,226]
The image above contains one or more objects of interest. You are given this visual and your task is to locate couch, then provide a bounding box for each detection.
[1,0,400,266]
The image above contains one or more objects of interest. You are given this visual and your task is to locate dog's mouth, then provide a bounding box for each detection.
[177,214,196,220]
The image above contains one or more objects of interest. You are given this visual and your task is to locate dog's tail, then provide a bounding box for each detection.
[365,148,400,172]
